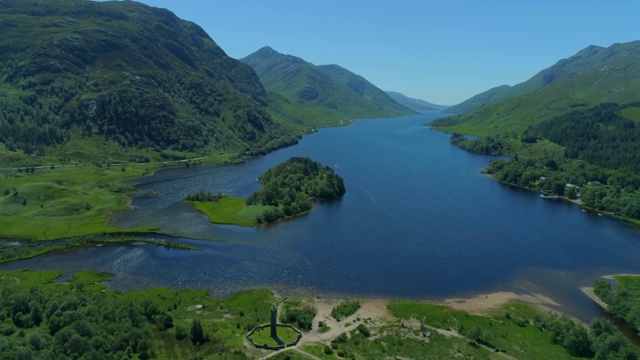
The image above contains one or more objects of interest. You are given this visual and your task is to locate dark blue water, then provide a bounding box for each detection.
[6,113,640,321]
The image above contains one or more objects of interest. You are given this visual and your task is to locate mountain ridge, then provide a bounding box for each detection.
[241,46,415,124]
[431,40,640,134]
[384,91,448,112]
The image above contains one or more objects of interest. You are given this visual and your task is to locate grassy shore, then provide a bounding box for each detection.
[189,195,315,228]
[189,196,271,227]
[0,232,201,265]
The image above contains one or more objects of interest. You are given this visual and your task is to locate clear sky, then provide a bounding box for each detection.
[120,0,639,105]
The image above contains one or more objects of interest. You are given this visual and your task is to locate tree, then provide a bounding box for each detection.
[175,325,187,340]
[190,319,206,345]
[562,326,593,357]
[158,313,174,331]
[552,181,566,196]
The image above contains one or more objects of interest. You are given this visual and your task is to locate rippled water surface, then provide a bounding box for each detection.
[7,113,640,321]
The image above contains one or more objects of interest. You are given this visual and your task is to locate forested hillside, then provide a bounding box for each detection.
[0,0,298,163]
[529,102,640,172]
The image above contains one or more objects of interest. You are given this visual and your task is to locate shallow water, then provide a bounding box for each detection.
[6,113,640,322]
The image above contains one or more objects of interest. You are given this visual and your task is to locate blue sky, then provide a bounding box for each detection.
[127,0,638,105]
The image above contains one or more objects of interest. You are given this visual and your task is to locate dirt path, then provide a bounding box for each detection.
[260,347,321,360]
[298,298,389,345]
[3,153,239,171]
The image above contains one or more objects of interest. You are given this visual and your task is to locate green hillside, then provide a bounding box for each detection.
[0,0,300,165]
[433,40,640,134]
[241,46,414,125]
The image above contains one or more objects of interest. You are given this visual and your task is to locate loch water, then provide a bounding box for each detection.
[7,113,640,321]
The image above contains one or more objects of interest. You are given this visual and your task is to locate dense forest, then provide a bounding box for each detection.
[246,157,345,223]
[0,269,274,359]
[529,103,640,173]
[449,133,512,155]
[457,102,640,221]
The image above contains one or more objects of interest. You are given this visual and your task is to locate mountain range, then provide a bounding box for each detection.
[0,0,412,164]
[241,47,414,124]
[432,40,640,135]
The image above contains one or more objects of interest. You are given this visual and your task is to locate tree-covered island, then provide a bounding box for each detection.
[187,157,345,226]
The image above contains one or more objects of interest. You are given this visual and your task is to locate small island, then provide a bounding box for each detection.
[187,157,345,226]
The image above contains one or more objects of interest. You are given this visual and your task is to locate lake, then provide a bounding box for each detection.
[6,113,640,321]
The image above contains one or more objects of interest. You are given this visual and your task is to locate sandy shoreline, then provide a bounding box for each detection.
[580,286,609,311]
[439,291,560,315]
[579,273,640,312]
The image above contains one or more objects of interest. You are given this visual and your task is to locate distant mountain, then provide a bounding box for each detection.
[431,40,640,134]
[385,91,448,112]
[241,47,414,123]
[443,85,512,115]
[0,0,301,162]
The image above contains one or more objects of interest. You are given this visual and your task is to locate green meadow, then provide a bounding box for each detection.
[189,196,271,227]
[0,164,151,239]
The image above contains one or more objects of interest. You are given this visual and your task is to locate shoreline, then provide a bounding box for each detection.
[580,286,609,311]
[438,290,561,315]
[485,172,640,229]
[580,273,640,312]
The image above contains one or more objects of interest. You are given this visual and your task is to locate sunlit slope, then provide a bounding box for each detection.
[0,0,300,162]
[434,40,640,135]
[242,46,414,125]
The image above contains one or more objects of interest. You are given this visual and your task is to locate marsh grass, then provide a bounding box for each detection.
[0,165,158,239]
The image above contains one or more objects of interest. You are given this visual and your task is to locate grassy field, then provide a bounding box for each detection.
[250,326,300,347]
[622,106,640,122]
[0,151,242,240]
[190,196,272,227]
[0,164,154,239]
[388,300,576,360]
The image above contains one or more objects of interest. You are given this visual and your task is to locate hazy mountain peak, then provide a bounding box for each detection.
[254,46,278,57]
[385,91,448,112]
